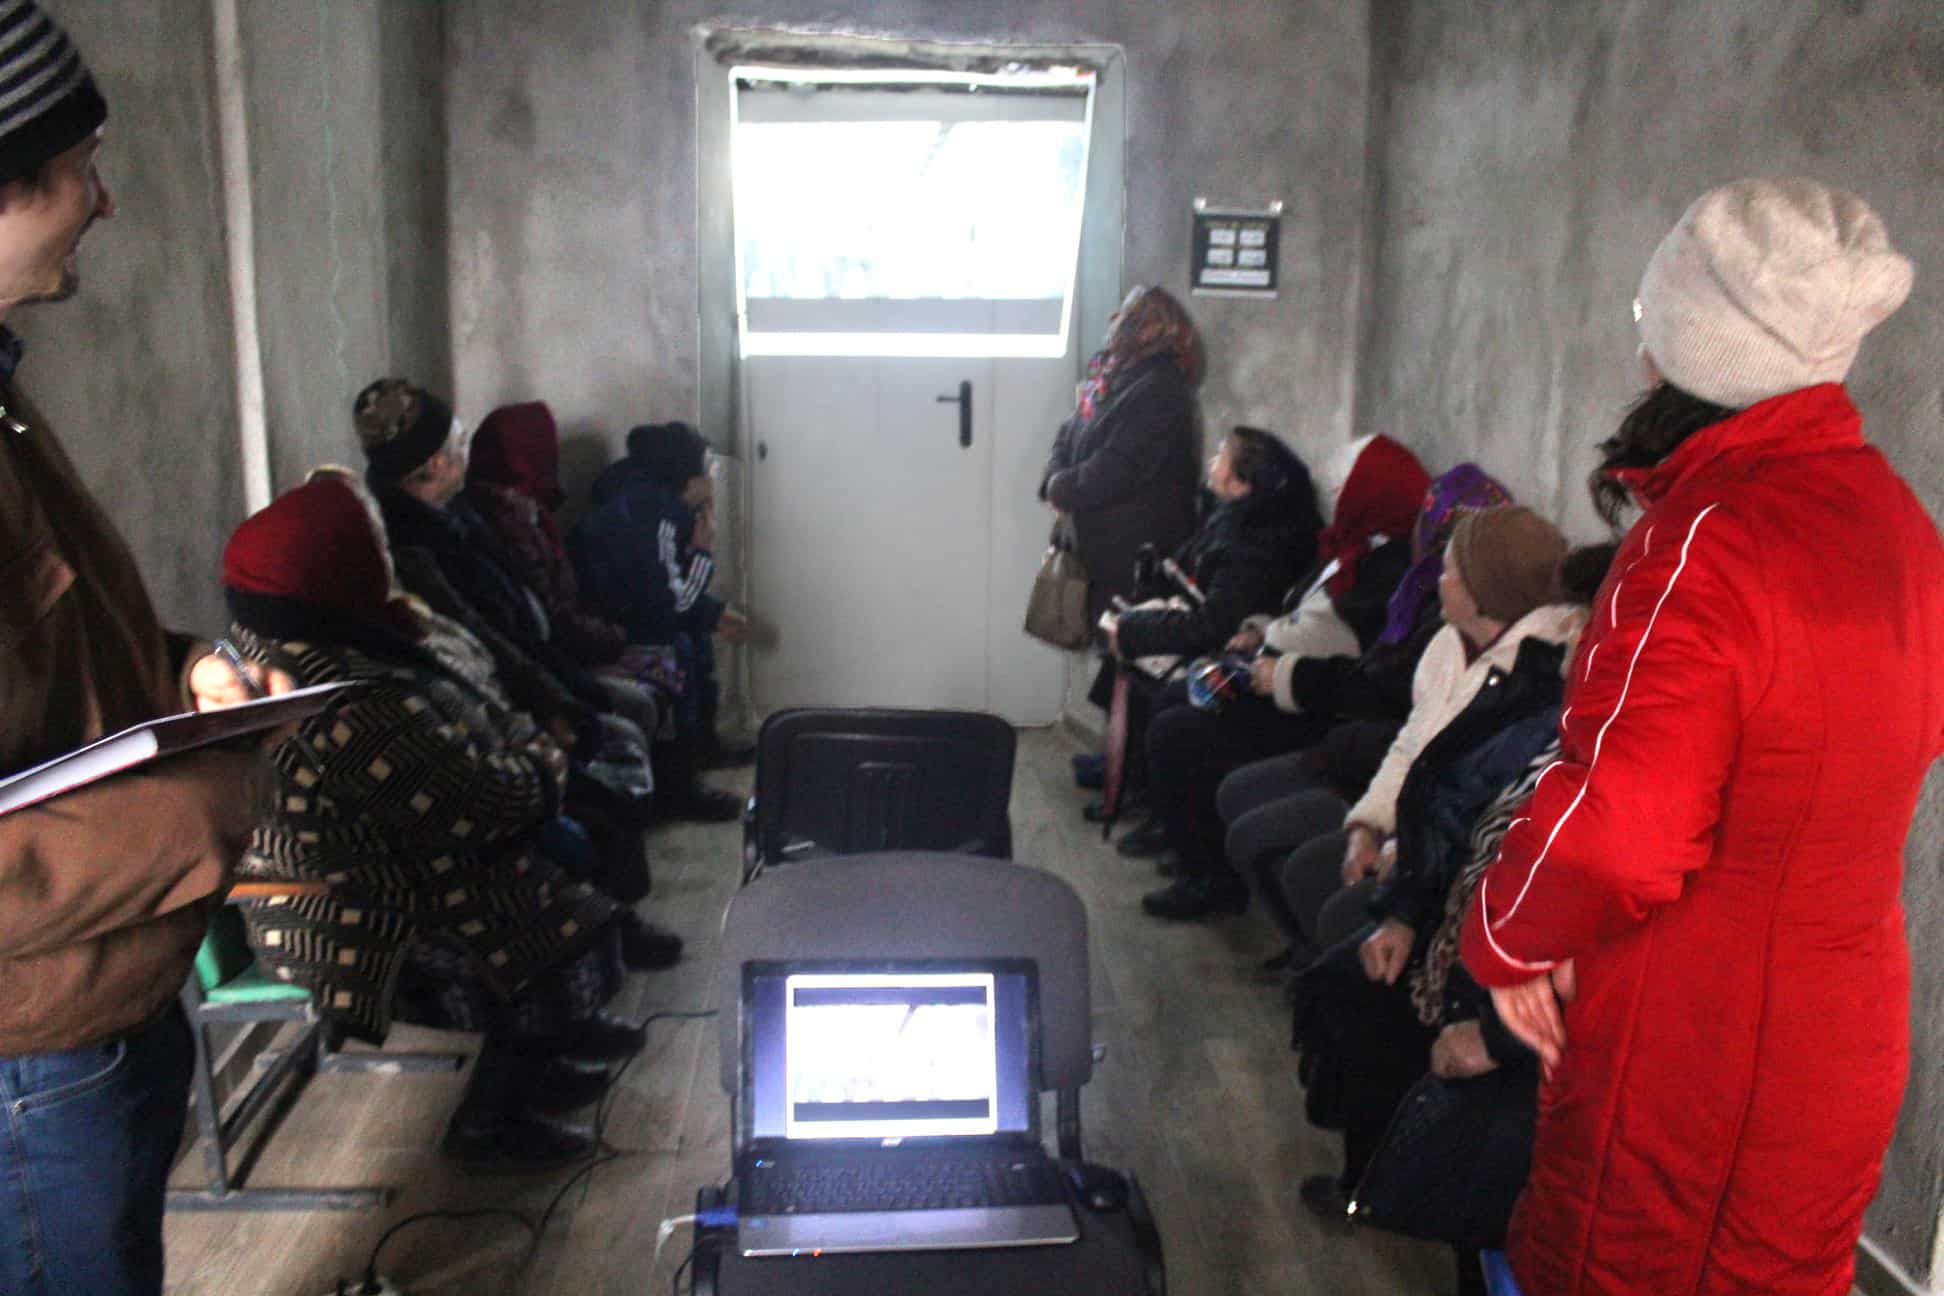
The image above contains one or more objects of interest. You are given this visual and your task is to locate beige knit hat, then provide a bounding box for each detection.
[1636,178,1913,409]
[1449,506,1567,627]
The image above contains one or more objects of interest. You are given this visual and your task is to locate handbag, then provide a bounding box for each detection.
[1024,524,1090,650]
[1347,1063,1538,1249]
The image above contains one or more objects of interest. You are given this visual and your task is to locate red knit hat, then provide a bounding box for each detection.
[223,476,402,630]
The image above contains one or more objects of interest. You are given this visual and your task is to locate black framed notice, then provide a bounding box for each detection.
[1191,199,1282,298]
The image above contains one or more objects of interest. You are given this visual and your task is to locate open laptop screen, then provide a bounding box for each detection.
[744,963,1036,1144]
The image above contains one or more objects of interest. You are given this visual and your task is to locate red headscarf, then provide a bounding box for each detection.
[1316,435,1431,597]
[470,401,566,510]
[223,475,422,637]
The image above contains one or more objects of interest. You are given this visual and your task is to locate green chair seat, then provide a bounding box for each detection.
[203,966,312,1006]
[193,904,312,1005]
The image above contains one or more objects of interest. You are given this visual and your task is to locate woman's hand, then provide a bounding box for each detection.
[1341,824,1385,885]
[1358,918,1415,985]
[1430,1021,1499,1079]
[717,607,751,644]
[1376,837,1399,882]
[1226,625,1265,655]
[1249,656,1278,697]
[1489,959,1578,1079]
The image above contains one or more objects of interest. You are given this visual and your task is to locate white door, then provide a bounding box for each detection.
[733,70,1094,724]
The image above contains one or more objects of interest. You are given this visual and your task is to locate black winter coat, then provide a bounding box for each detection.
[1285,589,1443,725]
[1041,356,1199,617]
[1369,636,1567,937]
[1114,482,1320,661]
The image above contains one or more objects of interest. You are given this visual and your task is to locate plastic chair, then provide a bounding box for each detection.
[167,898,465,1212]
[741,708,1015,881]
[696,852,1165,1295]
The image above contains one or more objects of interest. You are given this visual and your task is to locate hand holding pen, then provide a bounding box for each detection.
[189,638,297,712]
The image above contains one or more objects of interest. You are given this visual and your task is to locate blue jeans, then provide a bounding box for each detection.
[0,1005,192,1295]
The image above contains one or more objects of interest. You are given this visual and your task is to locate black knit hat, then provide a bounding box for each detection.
[353,377,453,482]
[0,0,108,187]
[625,421,707,491]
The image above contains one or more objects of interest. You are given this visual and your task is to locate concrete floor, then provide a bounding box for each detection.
[159,728,1466,1295]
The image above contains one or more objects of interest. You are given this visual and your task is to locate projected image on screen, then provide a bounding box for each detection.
[783,972,999,1140]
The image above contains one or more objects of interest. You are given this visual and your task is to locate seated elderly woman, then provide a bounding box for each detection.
[1216,465,1514,951]
[221,474,641,1168]
[1291,541,1614,1296]
[1126,434,1429,915]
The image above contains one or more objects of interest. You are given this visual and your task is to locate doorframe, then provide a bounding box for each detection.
[692,28,1127,720]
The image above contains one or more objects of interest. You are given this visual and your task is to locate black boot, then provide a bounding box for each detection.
[523,1057,615,1113]
[566,1010,648,1061]
[1298,1174,1353,1232]
[1140,875,1249,920]
[619,909,684,970]
[660,779,743,823]
[443,1038,596,1168]
[1114,819,1172,859]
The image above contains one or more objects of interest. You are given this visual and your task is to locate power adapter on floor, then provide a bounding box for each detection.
[316,1278,406,1296]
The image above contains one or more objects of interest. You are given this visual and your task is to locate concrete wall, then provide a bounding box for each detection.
[447,0,1375,491]
[239,0,449,487]
[9,0,240,633]
[1354,1,1944,1284]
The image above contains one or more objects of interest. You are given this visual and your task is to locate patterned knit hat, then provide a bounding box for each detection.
[0,0,107,186]
[353,377,454,482]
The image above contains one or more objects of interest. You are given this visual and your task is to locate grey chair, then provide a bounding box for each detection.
[696,851,1164,1295]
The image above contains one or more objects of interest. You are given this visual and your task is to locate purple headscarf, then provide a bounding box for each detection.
[1376,463,1515,646]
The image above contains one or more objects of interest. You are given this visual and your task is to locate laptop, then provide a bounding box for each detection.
[736,958,1080,1257]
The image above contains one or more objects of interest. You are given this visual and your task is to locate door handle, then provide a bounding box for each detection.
[935,380,972,448]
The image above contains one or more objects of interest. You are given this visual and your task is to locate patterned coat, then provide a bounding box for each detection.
[232,628,616,1043]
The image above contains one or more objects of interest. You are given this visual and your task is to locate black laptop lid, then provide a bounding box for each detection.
[739,958,1040,1153]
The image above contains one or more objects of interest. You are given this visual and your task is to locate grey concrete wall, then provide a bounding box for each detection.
[1355,1,1944,1283]
[239,0,390,485]
[378,0,451,398]
[10,0,240,633]
[447,0,1375,494]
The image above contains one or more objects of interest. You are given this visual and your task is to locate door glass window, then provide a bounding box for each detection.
[733,72,1093,358]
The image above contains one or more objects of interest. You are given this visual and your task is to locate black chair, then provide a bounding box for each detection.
[741,708,1016,882]
[692,852,1165,1295]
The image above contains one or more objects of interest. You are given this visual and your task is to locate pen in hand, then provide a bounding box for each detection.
[212,637,267,701]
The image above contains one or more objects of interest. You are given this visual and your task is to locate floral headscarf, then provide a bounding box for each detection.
[1376,463,1515,646]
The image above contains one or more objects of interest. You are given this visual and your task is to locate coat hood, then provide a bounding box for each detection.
[470,401,564,509]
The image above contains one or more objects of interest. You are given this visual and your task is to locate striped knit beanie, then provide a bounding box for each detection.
[0,1,106,187]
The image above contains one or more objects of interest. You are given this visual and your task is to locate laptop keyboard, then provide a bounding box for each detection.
[743,1154,1066,1216]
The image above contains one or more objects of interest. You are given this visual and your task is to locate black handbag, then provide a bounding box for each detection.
[1346,1063,1537,1250]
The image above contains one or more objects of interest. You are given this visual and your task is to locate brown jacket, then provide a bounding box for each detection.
[0,381,253,1055]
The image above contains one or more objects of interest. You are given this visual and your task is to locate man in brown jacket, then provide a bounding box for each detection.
[0,5,269,1292]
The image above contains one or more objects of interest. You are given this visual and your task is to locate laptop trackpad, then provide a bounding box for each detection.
[740,1205,1079,1257]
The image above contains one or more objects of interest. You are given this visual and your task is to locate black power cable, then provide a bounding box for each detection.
[354,1007,718,1290]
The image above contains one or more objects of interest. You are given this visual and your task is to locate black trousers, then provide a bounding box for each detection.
[1145,694,1329,878]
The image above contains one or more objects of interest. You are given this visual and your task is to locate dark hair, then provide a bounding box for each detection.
[1559,542,1621,605]
[1588,382,1737,527]
[1223,425,1299,497]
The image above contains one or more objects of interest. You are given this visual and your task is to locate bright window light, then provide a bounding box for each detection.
[732,89,1090,360]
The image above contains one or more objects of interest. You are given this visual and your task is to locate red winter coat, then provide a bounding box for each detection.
[1461,384,1944,1296]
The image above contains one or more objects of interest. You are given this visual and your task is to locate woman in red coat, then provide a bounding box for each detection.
[1461,178,1944,1295]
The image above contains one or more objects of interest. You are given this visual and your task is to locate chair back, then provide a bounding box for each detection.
[745,708,1015,870]
[716,852,1092,1104]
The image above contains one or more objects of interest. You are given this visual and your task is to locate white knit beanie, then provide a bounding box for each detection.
[1636,177,1913,409]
